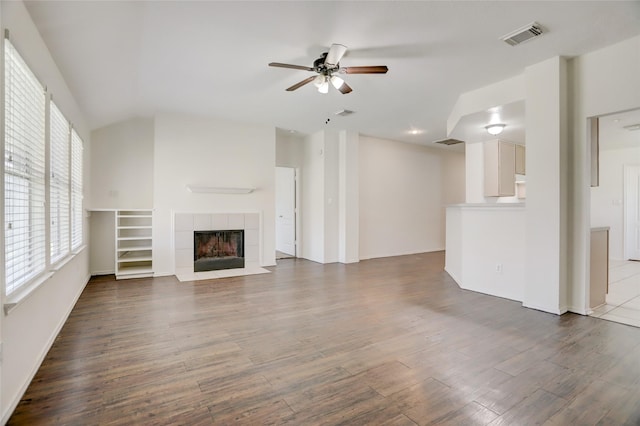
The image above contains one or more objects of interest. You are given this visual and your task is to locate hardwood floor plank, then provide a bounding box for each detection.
[8,252,640,424]
[487,389,568,425]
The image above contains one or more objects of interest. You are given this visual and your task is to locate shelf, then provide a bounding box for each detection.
[117,246,152,252]
[116,265,153,279]
[115,209,153,280]
[118,251,152,262]
[117,236,152,241]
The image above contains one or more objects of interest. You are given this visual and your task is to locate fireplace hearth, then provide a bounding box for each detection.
[194,230,244,272]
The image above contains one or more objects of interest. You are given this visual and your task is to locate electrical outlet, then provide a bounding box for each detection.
[495,263,503,273]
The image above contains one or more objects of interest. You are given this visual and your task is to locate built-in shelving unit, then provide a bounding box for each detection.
[116,210,153,279]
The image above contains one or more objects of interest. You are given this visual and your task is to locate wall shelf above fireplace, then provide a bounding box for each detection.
[186,185,255,194]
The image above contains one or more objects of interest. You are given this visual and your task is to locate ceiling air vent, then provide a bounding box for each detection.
[623,123,640,131]
[501,22,544,46]
[434,138,464,146]
[334,109,355,117]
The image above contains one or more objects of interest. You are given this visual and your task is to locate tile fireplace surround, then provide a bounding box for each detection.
[173,212,269,282]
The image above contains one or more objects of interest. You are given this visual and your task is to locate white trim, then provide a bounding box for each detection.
[4,245,87,314]
[186,185,254,194]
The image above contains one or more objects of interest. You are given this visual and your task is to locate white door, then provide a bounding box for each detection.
[276,167,296,256]
[624,165,640,260]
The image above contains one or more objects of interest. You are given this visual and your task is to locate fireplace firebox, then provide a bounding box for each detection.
[194,230,244,272]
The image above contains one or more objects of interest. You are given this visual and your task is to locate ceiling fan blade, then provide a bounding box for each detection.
[337,80,352,94]
[325,44,347,66]
[342,65,389,74]
[286,76,316,91]
[269,62,314,72]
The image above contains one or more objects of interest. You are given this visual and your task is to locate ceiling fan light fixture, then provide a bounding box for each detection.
[318,81,329,94]
[330,75,345,90]
[313,75,326,88]
[485,123,506,136]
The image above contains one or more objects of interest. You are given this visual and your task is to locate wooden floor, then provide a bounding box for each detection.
[9,252,640,425]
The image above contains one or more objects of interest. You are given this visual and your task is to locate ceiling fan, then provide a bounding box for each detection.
[269,44,388,94]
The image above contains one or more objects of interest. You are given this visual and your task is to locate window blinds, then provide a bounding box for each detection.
[50,101,70,263]
[4,39,47,294]
[70,129,83,249]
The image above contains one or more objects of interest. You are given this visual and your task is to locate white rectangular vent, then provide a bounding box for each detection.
[501,22,544,46]
[434,138,464,146]
[334,109,355,117]
[623,123,640,131]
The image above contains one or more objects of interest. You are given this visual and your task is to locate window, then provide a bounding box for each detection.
[50,101,70,263]
[4,39,47,295]
[70,129,83,250]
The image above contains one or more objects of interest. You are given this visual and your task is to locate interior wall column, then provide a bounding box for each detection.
[338,130,359,263]
[523,56,569,314]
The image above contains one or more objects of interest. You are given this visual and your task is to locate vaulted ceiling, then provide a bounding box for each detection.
[23,1,640,144]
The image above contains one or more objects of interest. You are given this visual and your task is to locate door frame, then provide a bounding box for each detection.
[623,164,640,260]
[275,166,301,258]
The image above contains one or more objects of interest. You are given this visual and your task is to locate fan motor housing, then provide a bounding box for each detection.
[314,52,338,74]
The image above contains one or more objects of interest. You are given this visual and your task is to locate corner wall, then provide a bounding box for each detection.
[90,117,154,209]
[359,135,465,260]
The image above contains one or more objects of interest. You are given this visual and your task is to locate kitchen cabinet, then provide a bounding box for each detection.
[484,139,515,197]
[590,227,609,309]
[515,144,526,175]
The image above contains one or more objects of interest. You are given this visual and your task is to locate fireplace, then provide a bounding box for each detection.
[194,230,244,272]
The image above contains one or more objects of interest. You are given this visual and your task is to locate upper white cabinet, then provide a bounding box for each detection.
[515,144,526,175]
[484,139,516,197]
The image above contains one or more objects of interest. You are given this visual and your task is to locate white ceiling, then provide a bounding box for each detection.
[23,1,640,145]
[600,108,640,150]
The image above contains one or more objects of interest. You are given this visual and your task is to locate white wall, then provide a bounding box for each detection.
[88,117,153,275]
[1,1,91,422]
[324,131,340,263]
[152,112,276,275]
[300,132,325,263]
[569,35,640,313]
[446,205,525,302]
[591,147,640,260]
[359,135,465,260]
[275,130,304,168]
[523,56,568,315]
[90,117,154,209]
[89,211,115,275]
[339,130,360,263]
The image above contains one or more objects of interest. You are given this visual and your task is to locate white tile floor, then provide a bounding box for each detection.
[590,259,640,327]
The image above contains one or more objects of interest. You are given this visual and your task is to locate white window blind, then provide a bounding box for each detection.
[50,101,70,263]
[4,39,47,295]
[70,129,83,249]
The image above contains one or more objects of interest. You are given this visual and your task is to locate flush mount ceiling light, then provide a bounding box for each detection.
[485,123,506,136]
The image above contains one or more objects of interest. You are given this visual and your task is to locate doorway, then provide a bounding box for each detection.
[624,164,640,261]
[588,108,640,327]
[275,167,298,259]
